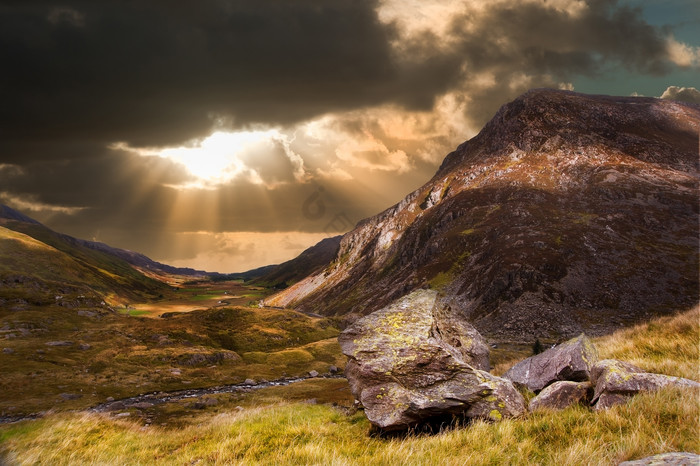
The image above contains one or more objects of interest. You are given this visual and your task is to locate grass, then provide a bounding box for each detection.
[1,306,697,465]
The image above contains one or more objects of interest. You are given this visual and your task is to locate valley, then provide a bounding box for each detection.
[0,89,698,464]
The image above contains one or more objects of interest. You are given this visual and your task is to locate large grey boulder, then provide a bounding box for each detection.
[503,334,598,392]
[529,381,592,411]
[590,359,700,410]
[339,289,525,431]
[618,452,700,465]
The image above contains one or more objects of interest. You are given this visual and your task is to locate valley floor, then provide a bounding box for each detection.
[0,288,698,464]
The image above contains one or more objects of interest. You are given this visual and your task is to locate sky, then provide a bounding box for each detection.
[0,0,698,273]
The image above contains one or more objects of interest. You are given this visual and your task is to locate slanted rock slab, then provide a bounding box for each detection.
[503,334,598,392]
[591,359,700,410]
[339,289,525,431]
[529,381,592,411]
[618,452,700,465]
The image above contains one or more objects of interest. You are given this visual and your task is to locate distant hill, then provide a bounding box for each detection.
[220,236,342,289]
[266,89,700,342]
[0,205,206,305]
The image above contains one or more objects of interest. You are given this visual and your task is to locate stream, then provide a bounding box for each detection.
[0,374,345,425]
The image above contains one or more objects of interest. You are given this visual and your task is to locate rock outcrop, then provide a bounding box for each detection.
[529,381,592,411]
[618,452,700,466]
[339,290,525,431]
[590,359,700,410]
[503,334,598,392]
[267,90,700,342]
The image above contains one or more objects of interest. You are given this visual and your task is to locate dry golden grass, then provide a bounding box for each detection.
[1,306,697,465]
[595,305,699,380]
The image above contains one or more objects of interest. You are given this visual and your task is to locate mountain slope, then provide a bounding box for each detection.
[266,89,700,342]
[0,206,177,305]
[252,236,342,288]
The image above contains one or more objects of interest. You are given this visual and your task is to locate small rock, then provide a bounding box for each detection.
[503,334,598,392]
[35,349,45,354]
[131,402,154,409]
[308,370,319,378]
[329,365,339,374]
[2,348,14,354]
[59,393,82,400]
[590,359,700,410]
[106,397,115,402]
[114,412,131,418]
[244,378,256,386]
[304,398,317,404]
[107,402,126,411]
[77,310,96,318]
[618,452,700,465]
[78,343,91,350]
[170,370,181,376]
[529,381,592,411]
[46,341,73,347]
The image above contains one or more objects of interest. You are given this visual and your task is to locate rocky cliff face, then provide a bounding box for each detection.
[266,89,700,342]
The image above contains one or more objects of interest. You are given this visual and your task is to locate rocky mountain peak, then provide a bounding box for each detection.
[266,90,699,342]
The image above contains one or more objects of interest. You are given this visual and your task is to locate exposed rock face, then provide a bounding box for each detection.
[529,381,592,411]
[503,334,598,392]
[590,359,700,410]
[618,452,700,466]
[339,290,525,431]
[267,90,700,341]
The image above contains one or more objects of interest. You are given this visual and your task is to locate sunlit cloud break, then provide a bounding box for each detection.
[112,129,307,190]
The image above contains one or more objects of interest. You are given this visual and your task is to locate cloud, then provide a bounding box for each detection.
[660,86,700,104]
[1,0,698,272]
[162,231,333,273]
[0,191,86,216]
[666,37,700,68]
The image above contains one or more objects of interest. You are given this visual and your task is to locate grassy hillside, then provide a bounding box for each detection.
[0,222,172,305]
[1,306,697,465]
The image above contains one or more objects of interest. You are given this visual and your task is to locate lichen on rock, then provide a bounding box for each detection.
[339,289,525,431]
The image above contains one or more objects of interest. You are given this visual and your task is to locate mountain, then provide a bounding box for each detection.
[251,236,342,288]
[265,89,700,342]
[0,205,200,305]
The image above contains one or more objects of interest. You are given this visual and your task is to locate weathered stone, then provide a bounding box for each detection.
[618,452,700,465]
[59,393,82,400]
[329,365,339,374]
[107,401,125,411]
[131,402,154,409]
[78,343,91,350]
[2,348,14,354]
[503,334,598,392]
[590,359,700,410]
[339,289,524,431]
[46,341,73,347]
[244,378,256,386]
[308,370,319,378]
[529,381,591,411]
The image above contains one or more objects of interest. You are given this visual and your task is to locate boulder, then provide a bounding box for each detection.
[618,452,700,465]
[590,359,700,410]
[503,334,598,392]
[529,381,592,411]
[339,289,524,431]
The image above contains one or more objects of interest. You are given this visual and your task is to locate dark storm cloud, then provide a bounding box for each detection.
[0,0,682,154]
[432,0,675,127]
[0,0,398,149]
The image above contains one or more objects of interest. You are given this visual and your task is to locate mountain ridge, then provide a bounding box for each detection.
[265,89,700,342]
